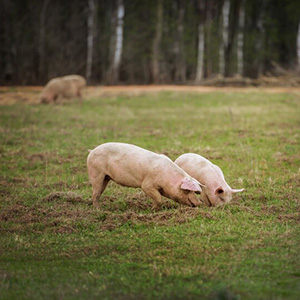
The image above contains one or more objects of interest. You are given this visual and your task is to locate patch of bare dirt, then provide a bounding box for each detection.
[0,176,11,188]
[86,85,300,99]
[273,152,300,166]
[277,213,300,221]
[0,176,28,197]
[0,86,41,105]
[98,207,215,231]
[230,199,300,222]
[2,188,298,234]
[42,191,85,204]
[0,191,215,233]
[0,85,299,105]
[26,152,71,162]
[27,153,48,163]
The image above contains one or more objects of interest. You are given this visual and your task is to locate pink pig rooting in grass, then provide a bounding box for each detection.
[87,143,204,210]
[175,153,244,207]
[39,74,86,104]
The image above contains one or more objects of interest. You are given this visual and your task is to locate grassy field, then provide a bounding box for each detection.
[0,89,299,300]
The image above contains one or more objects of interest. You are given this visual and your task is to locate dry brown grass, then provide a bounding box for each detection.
[1,85,300,105]
[0,191,216,233]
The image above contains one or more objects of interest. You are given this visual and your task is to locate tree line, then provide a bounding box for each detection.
[1,0,299,85]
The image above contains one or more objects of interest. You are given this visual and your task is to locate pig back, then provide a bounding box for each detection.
[88,143,168,188]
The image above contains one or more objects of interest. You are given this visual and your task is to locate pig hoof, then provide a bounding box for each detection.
[93,202,100,209]
[152,205,161,212]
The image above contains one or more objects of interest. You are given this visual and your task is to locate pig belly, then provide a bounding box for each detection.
[106,163,144,188]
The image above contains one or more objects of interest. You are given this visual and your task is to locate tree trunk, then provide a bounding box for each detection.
[174,0,186,83]
[152,0,163,83]
[255,2,266,77]
[195,0,205,83]
[297,20,300,72]
[1,2,12,83]
[219,0,230,77]
[38,0,49,83]
[205,0,214,79]
[195,23,205,82]
[237,0,245,77]
[108,0,125,84]
[86,0,96,83]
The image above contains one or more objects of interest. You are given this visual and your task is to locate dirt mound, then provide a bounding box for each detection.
[42,191,85,204]
[0,191,214,233]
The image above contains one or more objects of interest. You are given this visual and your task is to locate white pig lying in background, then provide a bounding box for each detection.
[175,153,244,207]
[87,143,204,210]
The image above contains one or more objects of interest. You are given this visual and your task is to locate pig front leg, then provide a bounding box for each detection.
[142,182,163,211]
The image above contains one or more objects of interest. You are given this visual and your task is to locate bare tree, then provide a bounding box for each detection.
[152,0,163,83]
[1,1,11,82]
[219,0,230,77]
[237,0,245,77]
[297,20,300,72]
[255,1,266,77]
[86,0,96,83]
[195,0,205,83]
[174,0,186,83]
[108,0,125,84]
[38,0,50,82]
[204,0,214,79]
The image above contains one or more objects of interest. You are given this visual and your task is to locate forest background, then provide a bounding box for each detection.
[1,0,300,86]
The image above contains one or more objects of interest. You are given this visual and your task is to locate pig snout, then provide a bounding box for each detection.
[203,189,231,207]
[200,191,213,207]
[187,192,202,207]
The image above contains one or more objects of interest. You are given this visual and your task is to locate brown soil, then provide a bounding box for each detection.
[0,191,215,233]
[0,85,299,105]
[1,188,298,234]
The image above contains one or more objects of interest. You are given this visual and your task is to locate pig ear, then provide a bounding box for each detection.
[214,186,224,195]
[180,178,202,192]
[231,188,244,193]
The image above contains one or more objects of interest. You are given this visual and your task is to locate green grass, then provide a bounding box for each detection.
[0,90,299,300]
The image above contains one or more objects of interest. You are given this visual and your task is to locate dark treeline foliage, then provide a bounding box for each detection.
[0,0,299,85]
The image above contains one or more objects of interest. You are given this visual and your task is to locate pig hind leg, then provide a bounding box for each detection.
[89,171,110,208]
[77,89,83,103]
[76,88,82,98]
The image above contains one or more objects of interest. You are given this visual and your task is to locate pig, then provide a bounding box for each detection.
[175,153,244,207]
[39,74,86,104]
[87,142,204,210]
